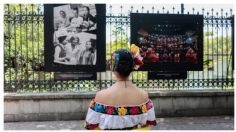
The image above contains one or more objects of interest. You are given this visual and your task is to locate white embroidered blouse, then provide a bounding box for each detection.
[84,99,157,130]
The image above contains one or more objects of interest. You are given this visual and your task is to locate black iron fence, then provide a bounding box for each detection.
[4,4,234,92]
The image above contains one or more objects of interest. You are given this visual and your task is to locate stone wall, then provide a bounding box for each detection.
[4,90,234,122]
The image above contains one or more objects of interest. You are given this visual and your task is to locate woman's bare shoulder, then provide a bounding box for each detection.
[94,88,110,103]
[137,88,149,101]
[94,86,149,105]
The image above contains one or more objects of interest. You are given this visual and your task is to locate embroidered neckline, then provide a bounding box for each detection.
[89,99,153,115]
[93,99,150,107]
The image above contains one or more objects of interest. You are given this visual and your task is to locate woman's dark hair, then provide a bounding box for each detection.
[84,6,90,12]
[72,8,78,13]
[113,49,134,78]
[59,10,66,15]
[58,36,67,44]
[68,36,79,43]
[87,39,96,53]
[68,36,80,49]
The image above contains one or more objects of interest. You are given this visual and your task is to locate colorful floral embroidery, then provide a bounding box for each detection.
[89,100,95,108]
[141,105,147,113]
[118,107,128,115]
[106,106,115,115]
[94,104,104,113]
[130,107,140,115]
[146,101,153,109]
[88,99,153,115]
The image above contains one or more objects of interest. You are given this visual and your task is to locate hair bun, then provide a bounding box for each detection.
[117,60,133,77]
[112,49,134,77]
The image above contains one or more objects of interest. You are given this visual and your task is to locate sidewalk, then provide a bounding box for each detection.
[4,116,234,130]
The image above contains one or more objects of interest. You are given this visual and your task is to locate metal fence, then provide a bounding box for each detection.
[4,4,234,92]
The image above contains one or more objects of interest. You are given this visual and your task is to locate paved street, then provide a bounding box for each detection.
[4,116,234,130]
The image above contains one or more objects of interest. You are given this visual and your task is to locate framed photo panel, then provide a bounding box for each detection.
[44,4,106,72]
[131,13,203,71]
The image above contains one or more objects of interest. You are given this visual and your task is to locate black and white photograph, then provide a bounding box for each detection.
[53,4,97,65]
[44,4,106,72]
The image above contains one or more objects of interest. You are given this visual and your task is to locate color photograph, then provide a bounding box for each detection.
[131,13,203,71]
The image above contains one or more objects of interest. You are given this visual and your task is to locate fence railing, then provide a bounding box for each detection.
[4,4,234,92]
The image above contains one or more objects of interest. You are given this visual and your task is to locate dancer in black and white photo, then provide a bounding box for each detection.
[53,4,97,66]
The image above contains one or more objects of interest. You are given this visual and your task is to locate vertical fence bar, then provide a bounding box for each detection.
[19,4,23,91]
[231,11,234,82]
[225,12,229,87]
[37,5,40,92]
[230,9,234,78]
[130,6,134,83]
[109,5,113,86]
[206,11,210,87]
[221,9,224,89]
[13,5,17,90]
[4,5,6,90]
[25,5,29,90]
[202,8,205,89]
[181,4,184,14]
[31,4,35,91]
[211,8,214,88]
[7,4,12,91]
[120,5,123,49]
[43,5,47,92]
[195,8,199,89]
[216,12,219,88]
